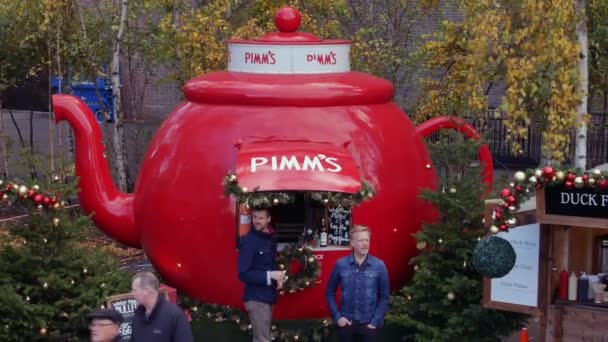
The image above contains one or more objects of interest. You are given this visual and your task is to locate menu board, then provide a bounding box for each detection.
[490,223,541,307]
[105,293,138,341]
[327,206,352,246]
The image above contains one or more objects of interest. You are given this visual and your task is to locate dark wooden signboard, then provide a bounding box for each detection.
[327,206,352,246]
[105,293,138,341]
[544,186,608,219]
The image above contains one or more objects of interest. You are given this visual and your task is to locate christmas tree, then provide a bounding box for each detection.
[0,183,130,341]
[387,134,528,341]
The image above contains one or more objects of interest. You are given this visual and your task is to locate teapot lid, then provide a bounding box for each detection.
[227,6,351,74]
[183,6,394,106]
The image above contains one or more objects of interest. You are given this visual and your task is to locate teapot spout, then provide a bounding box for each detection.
[53,95,140,248]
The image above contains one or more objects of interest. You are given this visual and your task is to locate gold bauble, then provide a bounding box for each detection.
[43,282,48,289]
[438,238,443,244]
[32,184,40,190]
[53,218,60,226]
[294,335,299,341]
[589,178,596,185]
[18,185,28,196]
[53,203,61,210]
[447,292,455,301]
[229,174,237,182]
[416,241,427,250]
[507,218,517,227]
[36,205,44,212]
[307,257,315,263]
[574,176,584,188]
[490,225,499,234]
[449,188,456,194]
[12,184,18,190]
[593,169,602,177]
[241,187,248,193]
[39,328,47,335]
[83,268,88,274]
[556,171,565,181]
[528,176,538,186]
[273,198,279,205]
[53,175,60,182]
[2,194,8,202]
[534,169,543,178]
[279,264,285,270]
[508,206,517,212]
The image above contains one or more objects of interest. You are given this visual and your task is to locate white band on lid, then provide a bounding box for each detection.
[228,43,350,74]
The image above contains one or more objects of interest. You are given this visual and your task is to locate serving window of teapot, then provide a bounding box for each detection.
[236,193,352,251]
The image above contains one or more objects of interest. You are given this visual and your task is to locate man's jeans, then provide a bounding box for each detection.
[245,300,272,342]
[337,323,377,342]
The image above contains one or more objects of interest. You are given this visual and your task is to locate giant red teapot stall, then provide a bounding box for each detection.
[51,7,493,319]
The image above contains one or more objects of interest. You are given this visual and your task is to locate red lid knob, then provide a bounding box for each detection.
[275,6,301,32]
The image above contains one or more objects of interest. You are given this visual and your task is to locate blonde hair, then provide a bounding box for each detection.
[350,224,371,237]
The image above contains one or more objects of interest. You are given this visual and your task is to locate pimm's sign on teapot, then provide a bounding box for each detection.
[52,6,493,320]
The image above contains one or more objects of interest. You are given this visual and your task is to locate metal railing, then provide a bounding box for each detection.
[424,109,608,169]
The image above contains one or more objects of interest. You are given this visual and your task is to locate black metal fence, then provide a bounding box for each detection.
[425,109,608,169]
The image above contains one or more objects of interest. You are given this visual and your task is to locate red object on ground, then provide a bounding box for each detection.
[559,270,569,300]
[51,7,493,320]
[160,284,177,304]
[519,328,529,342]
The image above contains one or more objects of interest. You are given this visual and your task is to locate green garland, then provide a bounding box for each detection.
[490,166,608,233]
[0,180,67,211]
[276,244,321,295]
[222,172,375,209]
[181,298,333,342]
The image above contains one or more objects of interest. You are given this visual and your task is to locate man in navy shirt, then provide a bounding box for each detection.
[326,225,390,342]
[130,272,193,342]
[238,208,286,342]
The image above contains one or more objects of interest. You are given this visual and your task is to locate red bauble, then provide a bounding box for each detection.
[495,212,503,220]
[33,194,44,205]
[499,224,509,231]
[499,188,511,198]
[506,195,517,205]
[4,185,11,191]
[27,189,35,197]
[50,197,57,205]
[43,197,51,206]
[599,179,608,190]
[582,175,589,182]
[515,185,523,192]
[565,181,574,188]
[542,166,555,178]
[566,173,576,182]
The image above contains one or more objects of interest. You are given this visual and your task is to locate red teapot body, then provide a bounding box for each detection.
[52,8,492,319]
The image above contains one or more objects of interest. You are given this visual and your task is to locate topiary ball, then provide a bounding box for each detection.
[472,236,516,278]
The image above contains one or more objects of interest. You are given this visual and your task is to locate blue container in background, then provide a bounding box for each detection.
[51,77,114,123]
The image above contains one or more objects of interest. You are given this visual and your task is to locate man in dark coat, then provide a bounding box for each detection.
[238,208,286,342]
[130,272,193,342]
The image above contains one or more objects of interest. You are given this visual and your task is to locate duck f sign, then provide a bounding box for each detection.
[250,154,342,173]
[236,142,362,193]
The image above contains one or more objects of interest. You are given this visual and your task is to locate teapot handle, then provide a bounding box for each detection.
[416,116,494,187]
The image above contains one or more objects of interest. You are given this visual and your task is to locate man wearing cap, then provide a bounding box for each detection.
[87,308,122,342]
[130,271,193,342]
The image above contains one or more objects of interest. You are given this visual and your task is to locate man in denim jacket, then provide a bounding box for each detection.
[326,225,389,342]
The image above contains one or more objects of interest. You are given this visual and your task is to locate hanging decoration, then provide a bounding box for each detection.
[276,244,321,295]
[222,172,375,209]
[490,166,608,233]
[472,235,516,278]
